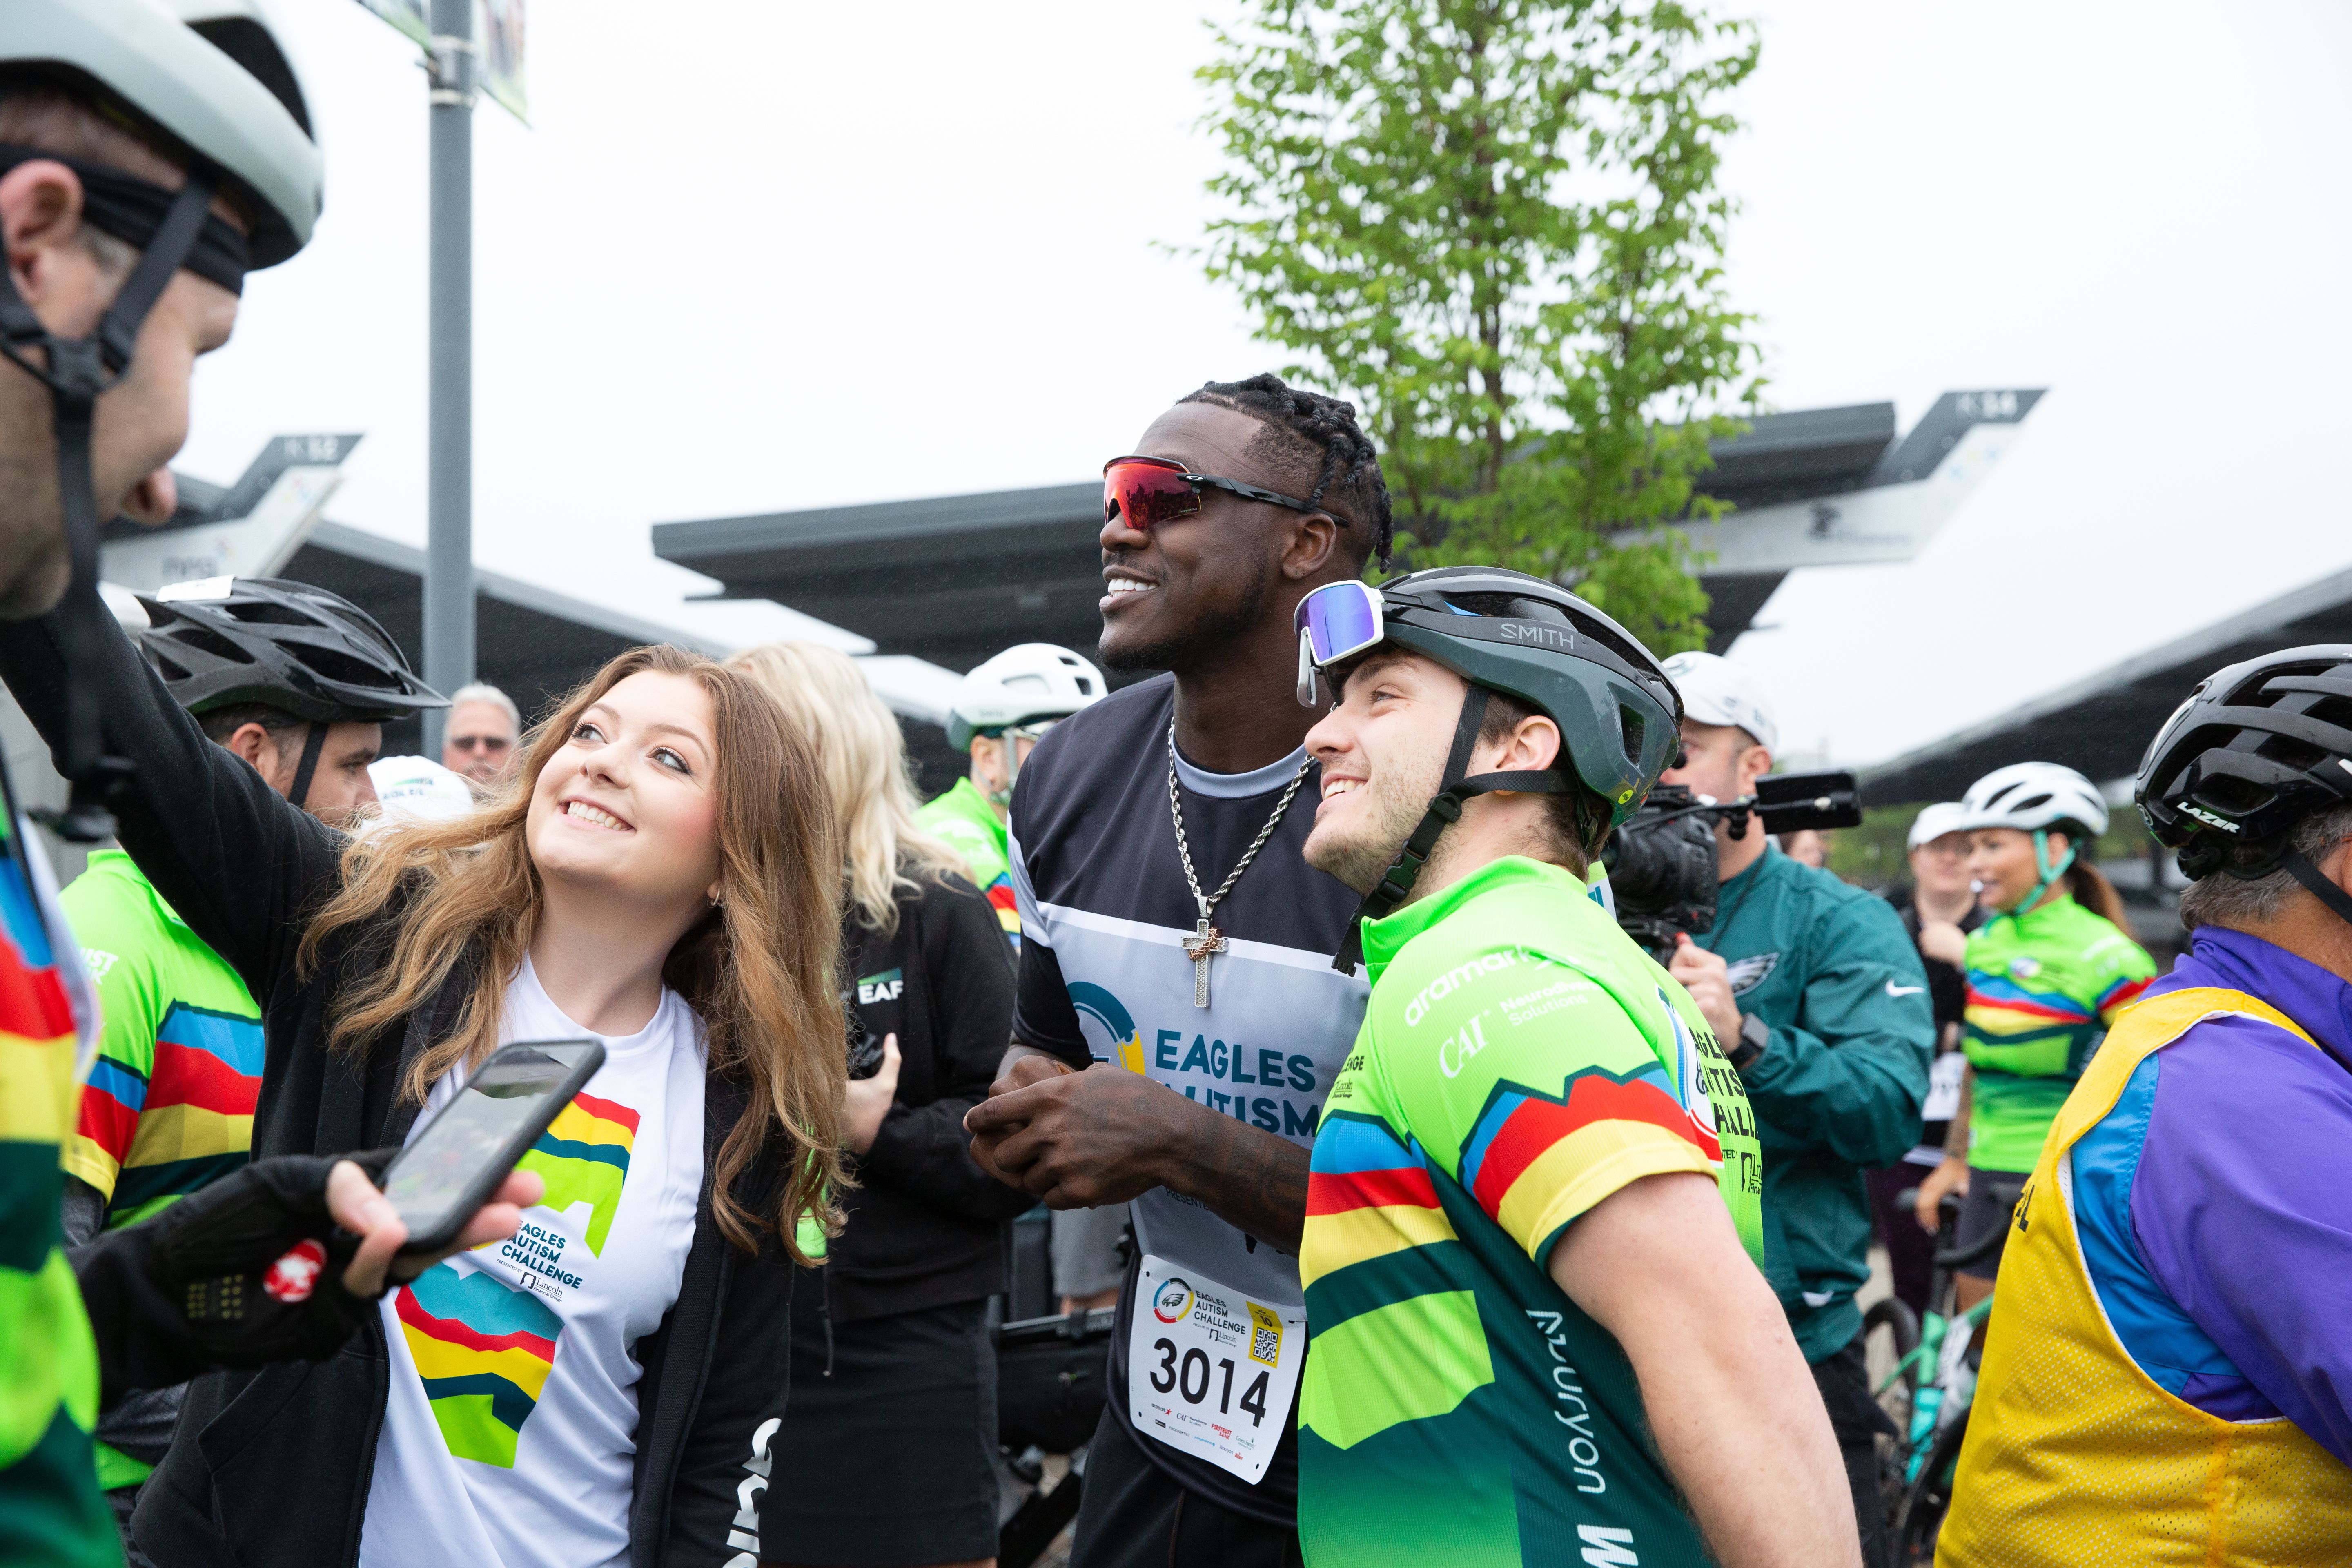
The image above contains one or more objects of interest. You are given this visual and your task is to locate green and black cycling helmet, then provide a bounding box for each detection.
[137,576,446,806]
[2136,645,2352,921]
[1296,565,1684,967]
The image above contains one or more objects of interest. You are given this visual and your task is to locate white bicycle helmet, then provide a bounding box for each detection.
[945,644,1107,752]
[1955,762,2109,837]
[1957,761,2108,916]
[2,0,323,267]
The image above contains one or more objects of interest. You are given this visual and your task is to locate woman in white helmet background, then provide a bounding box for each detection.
[1912,763,2156,1310]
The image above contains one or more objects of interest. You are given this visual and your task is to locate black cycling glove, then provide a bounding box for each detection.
[74,1149,399,1404]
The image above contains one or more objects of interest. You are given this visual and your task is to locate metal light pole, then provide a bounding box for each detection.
[423,0,476,757]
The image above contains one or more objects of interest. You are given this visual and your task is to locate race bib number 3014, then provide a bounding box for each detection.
[1127,1255,1305,1485]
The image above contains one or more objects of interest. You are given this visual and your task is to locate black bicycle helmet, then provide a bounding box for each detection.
[136,576,446,725]
[1307,566,1684,967]
[2136,645,2352,887]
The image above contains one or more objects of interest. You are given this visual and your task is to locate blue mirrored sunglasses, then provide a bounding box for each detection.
[1294,580,1385,705]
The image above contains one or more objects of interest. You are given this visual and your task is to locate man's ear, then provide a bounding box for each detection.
[1278,510,1346,582]
[221,722,281,783]
[2321,833,2352,897]
[1,159,99,311]
[1740,744,1773,793]
[1509,714,1563,773]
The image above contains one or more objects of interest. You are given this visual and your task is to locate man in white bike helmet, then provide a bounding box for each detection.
[1912,762,2154,1311]
[0,8,531,1564]
[915,642,1106,947]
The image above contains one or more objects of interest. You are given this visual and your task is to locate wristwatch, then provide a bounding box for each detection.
[1726,1012,1769,1071]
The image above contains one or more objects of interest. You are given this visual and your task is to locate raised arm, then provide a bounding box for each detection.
[0,586,339,1002]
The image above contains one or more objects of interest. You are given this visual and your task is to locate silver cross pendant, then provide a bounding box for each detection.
[1183,917,1227,1008]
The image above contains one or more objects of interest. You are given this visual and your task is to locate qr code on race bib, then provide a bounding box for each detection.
[1247,1302,1283,1367]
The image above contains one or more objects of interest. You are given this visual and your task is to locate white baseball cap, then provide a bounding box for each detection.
[1660,650,1779,755]
[365,755,477,827]
[1907,801,1972,851]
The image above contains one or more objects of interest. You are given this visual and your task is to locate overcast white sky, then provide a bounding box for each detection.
[177,0,2352,766]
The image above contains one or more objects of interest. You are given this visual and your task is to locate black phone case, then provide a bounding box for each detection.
[384,1037,606,1254]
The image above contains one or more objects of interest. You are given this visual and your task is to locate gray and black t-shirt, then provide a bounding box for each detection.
[1010,674,1368,1522]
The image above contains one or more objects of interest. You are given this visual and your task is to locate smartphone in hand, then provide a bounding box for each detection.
[379,1040,604,1254]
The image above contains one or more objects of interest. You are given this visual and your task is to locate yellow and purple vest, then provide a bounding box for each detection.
[1939,987,2352,1566]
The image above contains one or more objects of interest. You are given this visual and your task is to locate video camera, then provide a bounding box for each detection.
[1603,769,1863,959]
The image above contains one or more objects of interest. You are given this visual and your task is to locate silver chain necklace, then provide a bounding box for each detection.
[1167,726,1313,1008]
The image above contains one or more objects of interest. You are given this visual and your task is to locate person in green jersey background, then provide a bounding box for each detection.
[1290,567,1854,1568]
[62,578,444,1543]
[1913,762,2155,1312]
[915,641,1106,949]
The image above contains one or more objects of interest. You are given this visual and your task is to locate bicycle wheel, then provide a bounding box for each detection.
[1863,1296,1920,1533]
[1894,1408,1970,1566]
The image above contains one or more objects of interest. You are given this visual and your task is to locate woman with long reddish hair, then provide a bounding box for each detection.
[0,597,848,1568]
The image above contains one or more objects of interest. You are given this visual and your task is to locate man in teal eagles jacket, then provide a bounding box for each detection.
[1659,653,1931,1568]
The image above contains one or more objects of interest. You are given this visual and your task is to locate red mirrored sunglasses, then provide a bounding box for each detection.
[1102,454,1352,531]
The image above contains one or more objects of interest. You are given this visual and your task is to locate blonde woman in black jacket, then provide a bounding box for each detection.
[729,643,1027,1568]
[0,588,848,1568]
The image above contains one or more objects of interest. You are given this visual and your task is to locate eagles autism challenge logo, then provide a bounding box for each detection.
[517,1091,639,1255]
[1069,981,1146,1074]
[1152,1276,1195,1324]
[396,1263,562,1468]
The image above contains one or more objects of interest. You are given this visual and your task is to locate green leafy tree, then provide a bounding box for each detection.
[1197,0,1762,653]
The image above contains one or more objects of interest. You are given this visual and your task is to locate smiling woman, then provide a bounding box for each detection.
[306,643,847,1254]
[0,599,853,1566]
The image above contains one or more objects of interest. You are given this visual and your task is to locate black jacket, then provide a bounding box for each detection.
[828,874,1027,1323]
[0,592,799,1568]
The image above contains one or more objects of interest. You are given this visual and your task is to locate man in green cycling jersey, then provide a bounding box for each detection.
[62,578,444,1530]
[1290,567,1853,1568]
[915,642,1107,947]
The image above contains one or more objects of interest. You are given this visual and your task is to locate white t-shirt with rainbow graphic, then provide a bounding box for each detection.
[361,957,706,1568]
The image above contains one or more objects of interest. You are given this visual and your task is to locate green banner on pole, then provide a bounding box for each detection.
[353,0,428,49]
[354,0,526,126]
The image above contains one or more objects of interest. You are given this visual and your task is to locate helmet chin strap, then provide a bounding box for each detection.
[0,180,219,842]
[285,722,328,813]
[2004,826,2076,920]
[2282,851,2352,930]
[1331,686,1566,974]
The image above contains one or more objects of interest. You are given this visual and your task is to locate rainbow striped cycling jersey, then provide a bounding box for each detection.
[1298,857,1761,1568]
[0,799,112,1566]
[62,850,263,1231]
[1961,892,2154,1173]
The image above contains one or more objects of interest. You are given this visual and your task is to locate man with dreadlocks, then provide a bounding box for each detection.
[967,374,1388,1566]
